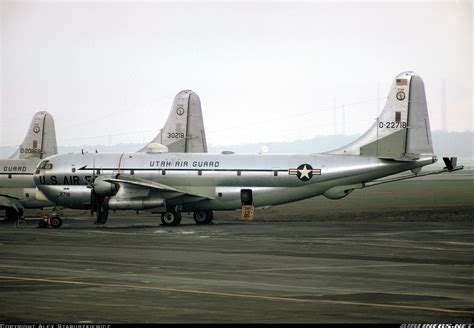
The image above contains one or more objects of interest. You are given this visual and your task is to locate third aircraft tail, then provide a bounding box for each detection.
[327,71,434,161]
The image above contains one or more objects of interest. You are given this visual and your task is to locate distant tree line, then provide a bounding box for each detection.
[1,131,473,159]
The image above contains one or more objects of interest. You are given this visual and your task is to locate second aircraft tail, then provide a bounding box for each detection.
[138,90,208,153]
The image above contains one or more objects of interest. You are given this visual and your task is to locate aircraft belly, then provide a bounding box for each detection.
[37,185,91,209]
[0,187,53,209]
[22,198,54,209]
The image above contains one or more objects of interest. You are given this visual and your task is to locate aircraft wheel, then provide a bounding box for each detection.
[5,208,20,221]
[51,216,62,228]
[161,210,181,226]
[193,210,213,225]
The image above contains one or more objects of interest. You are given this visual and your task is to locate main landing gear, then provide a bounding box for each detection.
[160,210,182,226]
[160,209,214,226]
[5,208,23,222]
[193,210,214,225]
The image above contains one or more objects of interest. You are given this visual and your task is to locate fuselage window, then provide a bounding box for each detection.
[39,160,53,170]
[162,170,166,175]
[237,170,241,176]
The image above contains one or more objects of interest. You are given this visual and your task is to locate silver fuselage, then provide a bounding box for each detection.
[34,152,436,212]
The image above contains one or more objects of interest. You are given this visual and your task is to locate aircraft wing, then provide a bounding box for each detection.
[103,175,216,200]
[0,194,24,211]
[104,176,180,193]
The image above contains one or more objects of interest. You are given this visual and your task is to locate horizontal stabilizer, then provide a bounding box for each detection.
[363,161,464,188]
[442,157,463,172]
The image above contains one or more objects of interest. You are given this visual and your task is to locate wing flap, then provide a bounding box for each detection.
[104,176,179,192]
[104,175,215,200]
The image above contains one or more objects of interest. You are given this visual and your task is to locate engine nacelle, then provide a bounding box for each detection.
[323,183,363,200]
[107,197,165,210]
[93,176,118,197]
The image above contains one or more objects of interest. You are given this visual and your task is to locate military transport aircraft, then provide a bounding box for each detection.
[0,111,58,221]
[33,72,463,227]
[1,89,208,226]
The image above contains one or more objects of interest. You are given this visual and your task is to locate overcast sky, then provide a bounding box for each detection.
[1,0,472,147]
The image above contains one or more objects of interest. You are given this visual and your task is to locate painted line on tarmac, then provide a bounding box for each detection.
[217,263,433,273]
[0,275,472,315]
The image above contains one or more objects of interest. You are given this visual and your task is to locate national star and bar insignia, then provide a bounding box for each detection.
[288,164,321,181]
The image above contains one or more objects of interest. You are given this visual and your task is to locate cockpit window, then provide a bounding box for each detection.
[39,160,53,170]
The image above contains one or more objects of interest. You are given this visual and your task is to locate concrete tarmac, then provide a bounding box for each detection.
[0,212,473,323]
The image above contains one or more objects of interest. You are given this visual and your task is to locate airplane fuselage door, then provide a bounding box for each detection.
[114,153,126,177]
[240,189,255,220]
[240,189,253,205]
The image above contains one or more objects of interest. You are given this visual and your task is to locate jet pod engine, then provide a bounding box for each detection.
[323,183,363,200]
[107,197,165,210]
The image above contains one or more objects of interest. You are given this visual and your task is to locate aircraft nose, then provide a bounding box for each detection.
[34,159,56,187]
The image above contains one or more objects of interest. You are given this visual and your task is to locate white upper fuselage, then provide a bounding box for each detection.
[0,159,37,188]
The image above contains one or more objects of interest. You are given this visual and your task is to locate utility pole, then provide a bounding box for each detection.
[376,81,380,117]
[342,104,346,136]
[441,79,447,131]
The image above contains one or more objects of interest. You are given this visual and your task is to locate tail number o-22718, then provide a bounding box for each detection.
[379,121,407,129]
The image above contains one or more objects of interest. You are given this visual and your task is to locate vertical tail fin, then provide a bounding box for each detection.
[9,111,58,160]
[327,71,434,160]
[138,90,208,153]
